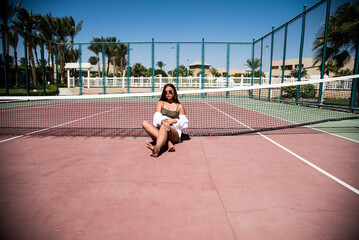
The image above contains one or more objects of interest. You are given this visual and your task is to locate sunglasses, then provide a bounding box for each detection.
[165,90,173,95]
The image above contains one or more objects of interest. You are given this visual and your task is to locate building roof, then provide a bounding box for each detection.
[188,61,212,67]
[64,62,91,70]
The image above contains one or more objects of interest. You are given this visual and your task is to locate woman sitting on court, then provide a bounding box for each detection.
[142,83,189,157]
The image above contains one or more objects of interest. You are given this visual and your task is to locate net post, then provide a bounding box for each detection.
[268,26,275,101]
[318,0,331,106]
[350,43,359,112]
[102,38,106,94]
[55,40,59,96]
[1,25,9,96]
[127,43,130,93]
[280,23,288,102]
[41,39,46,95]
[259,39,263,99]
[151,38,155,92]
[176,42,180,90]
[226,43,230,97]
[79,43,82,95]
[296,4,307,105]
[24,27,29,96]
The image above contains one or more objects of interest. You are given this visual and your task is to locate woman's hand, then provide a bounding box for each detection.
[161,118,178,131]
[166,118,178,125]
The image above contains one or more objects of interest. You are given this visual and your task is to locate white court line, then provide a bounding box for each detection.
[205,102,359,195]
[0,107,122,144]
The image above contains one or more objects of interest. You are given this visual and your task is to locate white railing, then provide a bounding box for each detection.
[67,75,265,88]
[67,75,352,90]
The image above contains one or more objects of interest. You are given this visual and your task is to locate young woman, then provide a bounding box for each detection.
[142,83,189,157]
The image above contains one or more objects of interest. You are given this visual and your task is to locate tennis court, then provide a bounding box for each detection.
[1,78,359,240]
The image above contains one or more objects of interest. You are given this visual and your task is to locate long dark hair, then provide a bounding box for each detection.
[159,83,180,103]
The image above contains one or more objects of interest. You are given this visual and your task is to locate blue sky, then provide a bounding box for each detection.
[11,0,353,71]
[18,0,324,42]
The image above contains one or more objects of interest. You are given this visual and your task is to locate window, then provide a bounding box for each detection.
[295,64,303,69]
[284,65,293,70]
[272,66,279,69]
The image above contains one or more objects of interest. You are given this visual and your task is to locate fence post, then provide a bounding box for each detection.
[41,40,46,95]
[24,27,29,96]
[151,38,155,92]
[79,43,82,95]
[102,38,106,94]
[226,43,230,97]
[318,0,331,105]
[280,23,288,102]
[259,38,263,98]
[268,26,275,101]
[350,43,359,112]
[1,26,9,96]
[296,4,307,105]
[201,38,205,90]
[127,43,130,93]
[176,42,180,90]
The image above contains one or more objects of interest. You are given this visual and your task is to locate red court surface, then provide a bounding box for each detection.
[0,129,358,240]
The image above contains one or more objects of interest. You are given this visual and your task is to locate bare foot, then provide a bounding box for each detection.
[168,141,175,152]
[146,140,160,157]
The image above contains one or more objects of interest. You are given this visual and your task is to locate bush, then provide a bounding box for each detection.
[283,84,317,99]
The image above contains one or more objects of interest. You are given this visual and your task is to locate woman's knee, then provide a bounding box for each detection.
[142,120,151,129]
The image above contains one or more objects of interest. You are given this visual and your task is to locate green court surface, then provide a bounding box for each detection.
[309,119,359,142]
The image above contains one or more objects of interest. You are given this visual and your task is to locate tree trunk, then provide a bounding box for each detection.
[33,44,40,67]
[120,57,124,76]
[3,30,11,88]
[97,55,101,77]
[112,56,117,75]
[107,59,110,76]
[14,50,18,87]
[27,43,37,85]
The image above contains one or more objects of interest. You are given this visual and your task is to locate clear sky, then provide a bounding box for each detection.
[10,0,353,71]
[17,0,325,42]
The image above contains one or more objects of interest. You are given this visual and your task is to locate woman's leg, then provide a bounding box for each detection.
[142,120,179,157]
[167,140,175,152]
[142,120,159,141]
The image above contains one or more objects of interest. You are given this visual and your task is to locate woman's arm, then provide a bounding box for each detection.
[155,101,163,112]
[171,104,189,130]
[153,101,169,127]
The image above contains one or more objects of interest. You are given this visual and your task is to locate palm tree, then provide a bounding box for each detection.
[35,13,56,71]
[0,0,21,87]
[88,37,103,77]
[114,43,127,76]
[8,29,19,86]
[88,56,98,65]
[67,16,83,51]
[132,63,147,77]
[245,58,261,70]
[322,61,339,76]
[53,16,71,83]
[313,2,359,70]
[12,7,38,85]
[156,61,166,70]
[105,37,117,75]
[210,67,219,77]
[289,68,308,78]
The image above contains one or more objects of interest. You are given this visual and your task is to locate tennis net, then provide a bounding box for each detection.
[1,75,358,137]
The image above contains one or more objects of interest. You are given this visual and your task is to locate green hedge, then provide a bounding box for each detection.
[0,84,59,96]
